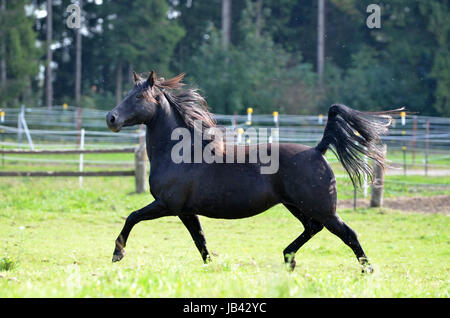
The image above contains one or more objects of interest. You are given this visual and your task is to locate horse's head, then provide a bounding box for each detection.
[106,71,160,132]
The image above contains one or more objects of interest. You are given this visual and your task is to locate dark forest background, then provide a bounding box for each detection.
[0,0,449,116]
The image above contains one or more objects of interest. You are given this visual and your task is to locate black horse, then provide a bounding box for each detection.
[106,71,400,273]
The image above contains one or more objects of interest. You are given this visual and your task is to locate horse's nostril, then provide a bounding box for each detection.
[110,115,115,123]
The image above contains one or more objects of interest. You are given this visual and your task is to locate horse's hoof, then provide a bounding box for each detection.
[284,259,296,271]
[361,264,374,274]
[204,255,212,264]
[112,250,125,262]
[289,259,296,271]
[284,254,296,271]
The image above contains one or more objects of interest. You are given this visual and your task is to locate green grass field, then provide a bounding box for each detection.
[0,176,448,297]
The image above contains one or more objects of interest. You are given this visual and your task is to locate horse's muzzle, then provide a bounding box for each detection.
[106,111,123,132]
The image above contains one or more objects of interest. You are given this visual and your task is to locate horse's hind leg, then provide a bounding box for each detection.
[283,204,324,271]
[179,215,211,263]
[322,215,374,273]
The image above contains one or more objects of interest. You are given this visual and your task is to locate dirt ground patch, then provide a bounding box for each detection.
[338,195,450,214]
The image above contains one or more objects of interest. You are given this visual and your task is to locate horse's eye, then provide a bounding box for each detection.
[136,93,143,99]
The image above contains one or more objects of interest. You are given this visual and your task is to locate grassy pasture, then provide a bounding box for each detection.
[0,175,448,297]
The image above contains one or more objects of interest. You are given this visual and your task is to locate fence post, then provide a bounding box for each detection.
[402,130,406,176]
[1,128,3,167]
[134,129,147,193]
[17,106,23,148]
[79,128,85,188]
[247,107,253,125]
[412,116,417,165]
[1,109,4,166]
[370,144,387,207]
[270,111,279,143]
[76,107,83,146]
[425,119,430,176]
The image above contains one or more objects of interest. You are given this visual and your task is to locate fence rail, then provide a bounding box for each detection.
[0,171,135,177]
[1,106,449,178]
[0,147,136,155]
[0,146,147,193]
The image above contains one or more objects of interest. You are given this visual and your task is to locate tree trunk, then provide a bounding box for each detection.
[1,0,7,92]
[317,0,325,87]
[23,76,32,105]
[75,0,83,108]
[221,0,231,49]
[178,43,183,71]
[46,0,53,109]
[128,63,133,84]
[256,0,263,37]
[115,61,123,105]
[222,0,231,113]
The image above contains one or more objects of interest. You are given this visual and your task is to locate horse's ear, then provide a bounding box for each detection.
[133,71,142,83]
[146,70,157,87]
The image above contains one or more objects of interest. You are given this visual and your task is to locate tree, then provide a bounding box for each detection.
[31,0,183,109]
[421,1,450,116]
[186,0,318,114]
[45,0,53,108]
[100,0,184,105]
[361,0,448,115]
[2,0,446,116]
[169,0,246,73]
[75,0,82,108]
[0,0,41,107]
[317,0,325,87]
[221,0,231,49]
[0,0,6,91]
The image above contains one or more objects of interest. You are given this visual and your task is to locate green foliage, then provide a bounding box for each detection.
[422,1,450,116]
[324,47,401,111]
[0,0,41,106]
[186,28,291,114]
[1,0,449,116]
[431,49,450,116]
[186,0,318,114]
[80,90,116,111]
[101,0,184,74]
[0,255,16,271]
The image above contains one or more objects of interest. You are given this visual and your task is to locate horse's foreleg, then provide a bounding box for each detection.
[179,214,211,263]
[112,200,172,262]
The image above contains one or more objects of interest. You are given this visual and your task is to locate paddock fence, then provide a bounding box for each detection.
[0,105,449,204]
[0,145,148,193]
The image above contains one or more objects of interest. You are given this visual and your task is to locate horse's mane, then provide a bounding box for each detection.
[153,73,217,130]
[139,71,223,152]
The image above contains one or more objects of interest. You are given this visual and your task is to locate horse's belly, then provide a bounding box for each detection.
[189,181,280,219]
[197,201,278,219]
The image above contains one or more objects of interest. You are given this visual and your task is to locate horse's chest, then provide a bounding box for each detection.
[148,174,169,197]
[149,170,189,205]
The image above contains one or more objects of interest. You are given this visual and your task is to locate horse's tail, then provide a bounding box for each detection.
[316,104,404,187]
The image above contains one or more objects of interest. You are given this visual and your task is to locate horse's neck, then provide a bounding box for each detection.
[145,98,184,162]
